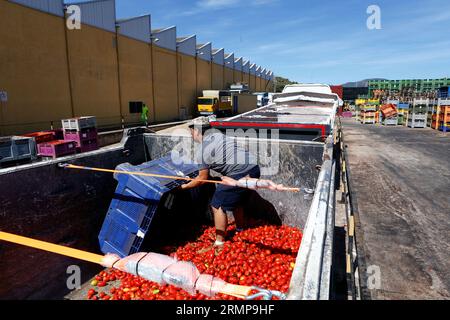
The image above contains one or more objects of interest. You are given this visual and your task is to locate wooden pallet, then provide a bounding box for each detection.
[432,106,450,130]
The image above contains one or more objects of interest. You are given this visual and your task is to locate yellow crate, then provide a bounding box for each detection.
[355,99,367,106]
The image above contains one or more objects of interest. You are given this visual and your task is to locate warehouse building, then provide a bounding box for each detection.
[212,48,225,90]
[0,0,274,135]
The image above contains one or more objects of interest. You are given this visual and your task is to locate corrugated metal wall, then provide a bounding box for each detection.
[212,48,224,65]
[242,60,250,74]
[225,53,234,69]
[250,63,256,75]
[234,57,243,71]
[256,66,262,77]
[74,0,116,32]
[117,15,151,43]
[9,0,64,16]
[196,42,211,61]
[177,35,196,56]
[152,26,176,51]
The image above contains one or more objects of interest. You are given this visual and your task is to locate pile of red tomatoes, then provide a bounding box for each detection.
[87,225,302,300]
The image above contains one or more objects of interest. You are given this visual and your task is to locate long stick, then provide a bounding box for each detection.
[0,231,252,299]
[62,164,301,192]
[64,163,230,185]
[0,231,104,265]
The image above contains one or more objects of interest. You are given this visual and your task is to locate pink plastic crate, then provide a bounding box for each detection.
[77,139,98,153]
[46,129,64,140]
[23,131,55,144]
[37,140,77,158]
[63,128,98,147]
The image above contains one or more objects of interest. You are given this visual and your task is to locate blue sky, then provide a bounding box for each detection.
[69,0,450,84]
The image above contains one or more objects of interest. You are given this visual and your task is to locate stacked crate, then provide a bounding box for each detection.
[427,100,438,127]
[98,155,200,257]
[396,102,409,125]
[360,103,377,124]
[432,99,450,132]
[407,99,428,128]
[37,140,77,158]
[22,129,77,159]
[380,104,398,126]
[62,116,99,153]
[354,99,366,121]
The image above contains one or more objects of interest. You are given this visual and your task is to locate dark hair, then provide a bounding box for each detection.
[188,123,211,135]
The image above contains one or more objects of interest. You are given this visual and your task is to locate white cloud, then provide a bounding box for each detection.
[197,0,240,9]
[176,0,277,16]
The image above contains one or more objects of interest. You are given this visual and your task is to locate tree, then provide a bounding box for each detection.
[274,76,298,92]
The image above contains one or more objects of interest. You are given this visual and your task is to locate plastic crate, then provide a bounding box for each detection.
[380,104,398,118]
[397,103,410,110]
[61,116,97,131]
[37,140,77,158]
[64,128,98,147]
[0,136,37,164]
[361,105,377,112]
[98,155,201,257]
[47,129,64,140]
[409,105,427,114]
[407,118,426,128]
[438,86,450,98]
[383,117,398,126]
[77,138,98,153]
[23,131,55,144]
[0,137,14,163]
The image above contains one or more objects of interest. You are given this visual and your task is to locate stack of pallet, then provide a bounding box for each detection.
[407,99,428,128]
[396,102,409,125]
[354,99,366,120]
[427,100,438,127]
[360,103,377,124]
[62,116,99,153]
[432,99,450,132]
[380,104,398,126]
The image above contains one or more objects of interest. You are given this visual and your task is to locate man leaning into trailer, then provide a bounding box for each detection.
[181,120,261,252]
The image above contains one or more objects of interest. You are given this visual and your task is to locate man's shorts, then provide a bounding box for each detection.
[211,166,261,211]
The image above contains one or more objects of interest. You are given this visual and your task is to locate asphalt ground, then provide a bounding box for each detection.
[341,118,450,299]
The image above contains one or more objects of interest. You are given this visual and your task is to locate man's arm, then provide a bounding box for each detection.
[180,169,209,190]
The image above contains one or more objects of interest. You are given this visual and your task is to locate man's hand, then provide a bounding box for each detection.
[220,176,238,187]
[180,169,209,190]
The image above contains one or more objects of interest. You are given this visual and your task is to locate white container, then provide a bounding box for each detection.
[61,116,97,131]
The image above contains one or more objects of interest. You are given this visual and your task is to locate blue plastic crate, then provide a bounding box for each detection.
[397,103,410,110]
[438,86,450,98]
[98,155,200,257]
